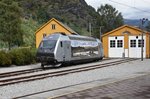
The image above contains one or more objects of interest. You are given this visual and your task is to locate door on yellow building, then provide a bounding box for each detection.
[109,36,124,58]
[129,36,146,58]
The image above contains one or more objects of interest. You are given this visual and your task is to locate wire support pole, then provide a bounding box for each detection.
[140,18,148,61]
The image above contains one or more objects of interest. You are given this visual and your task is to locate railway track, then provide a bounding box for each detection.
[0,58,111,78]
[0,58,138,86]
[12,58,139,99]
[0,68,42,78]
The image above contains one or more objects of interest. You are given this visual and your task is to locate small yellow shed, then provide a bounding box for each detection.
[35,18,77,48]
[102,25,150,58]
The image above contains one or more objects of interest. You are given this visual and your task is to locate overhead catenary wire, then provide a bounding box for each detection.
[142,0,150,5]
[109,0,150,14]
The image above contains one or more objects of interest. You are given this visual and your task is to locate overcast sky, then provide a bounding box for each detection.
[85,0,150,19]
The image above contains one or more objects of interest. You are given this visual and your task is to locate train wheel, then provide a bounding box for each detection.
[41,63,45,69]
[100,57,103,60]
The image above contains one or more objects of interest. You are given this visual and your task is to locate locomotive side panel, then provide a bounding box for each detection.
[54,35,71,63]
[54,40,64,62]
[69,35,103,61]
[62,41,71,61]
[98,41,104,59]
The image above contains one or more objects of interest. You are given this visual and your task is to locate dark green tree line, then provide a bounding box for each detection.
[94,4,124,38]
[146,21,150,32]
[0,0,23,50]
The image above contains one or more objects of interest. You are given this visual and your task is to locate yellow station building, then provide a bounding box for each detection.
[102,25,150,58]
[35,18,77,48]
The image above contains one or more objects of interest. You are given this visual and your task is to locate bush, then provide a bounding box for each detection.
[10,48,37,66]
[20,48,37,64]
[10,48,25,66]
[0,51,12,66]
[30,48,37,64]
[0,48,37,66]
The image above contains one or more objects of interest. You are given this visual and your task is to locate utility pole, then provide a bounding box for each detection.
[140,18,148,61]
[99,26,104,41]
[89,22,92,36]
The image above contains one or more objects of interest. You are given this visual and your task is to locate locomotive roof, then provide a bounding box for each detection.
[43,33,61,40]
[43,33,97,42]
[68,34,97,41]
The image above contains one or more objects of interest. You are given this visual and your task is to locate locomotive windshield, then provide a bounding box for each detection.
[40,40,57,50]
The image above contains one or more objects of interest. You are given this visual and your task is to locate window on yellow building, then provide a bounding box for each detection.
[52,24,56,29]
[110,40,115,48]
[117,40,123,47]
[130,40,136,47]
[43,33,46,38]
[138,40,144,47]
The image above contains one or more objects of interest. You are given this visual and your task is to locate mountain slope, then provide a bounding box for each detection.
[124,19,140,26]
[17,0,99,35]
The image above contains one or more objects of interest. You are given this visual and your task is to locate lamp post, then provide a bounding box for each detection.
[140,18,148,61]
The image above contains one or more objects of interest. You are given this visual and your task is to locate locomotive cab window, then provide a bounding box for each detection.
[40,40,57,52]
[60,41,63,47]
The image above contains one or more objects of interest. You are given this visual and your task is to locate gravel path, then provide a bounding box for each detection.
[0,59,149,98]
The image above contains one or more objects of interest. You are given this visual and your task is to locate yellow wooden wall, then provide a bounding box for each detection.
[146,35,150,58]
[35,20,72,48]
[102,26,150,58]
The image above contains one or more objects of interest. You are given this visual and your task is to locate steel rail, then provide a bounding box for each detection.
[0,58,111,78]
[0,68,42,78]
[12,58,139,99]
[0,58,138,86]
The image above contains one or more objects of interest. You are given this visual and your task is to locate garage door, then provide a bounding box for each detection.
[109,36,124,57]
[129,36,146,58]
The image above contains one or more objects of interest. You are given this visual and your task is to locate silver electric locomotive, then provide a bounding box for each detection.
[36,33,104,68]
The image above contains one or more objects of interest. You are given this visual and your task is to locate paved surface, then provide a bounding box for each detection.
[53,73,150,99]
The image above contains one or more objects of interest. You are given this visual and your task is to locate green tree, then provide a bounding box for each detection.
[146,21,150,32]
[0,0,23,50]
[96,4,124,37]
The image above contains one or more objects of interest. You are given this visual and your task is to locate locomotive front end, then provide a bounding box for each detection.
[36,40,56,63]
[36,34,60,67]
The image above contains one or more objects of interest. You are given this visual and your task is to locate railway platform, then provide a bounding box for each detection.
[52,73,150,99]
